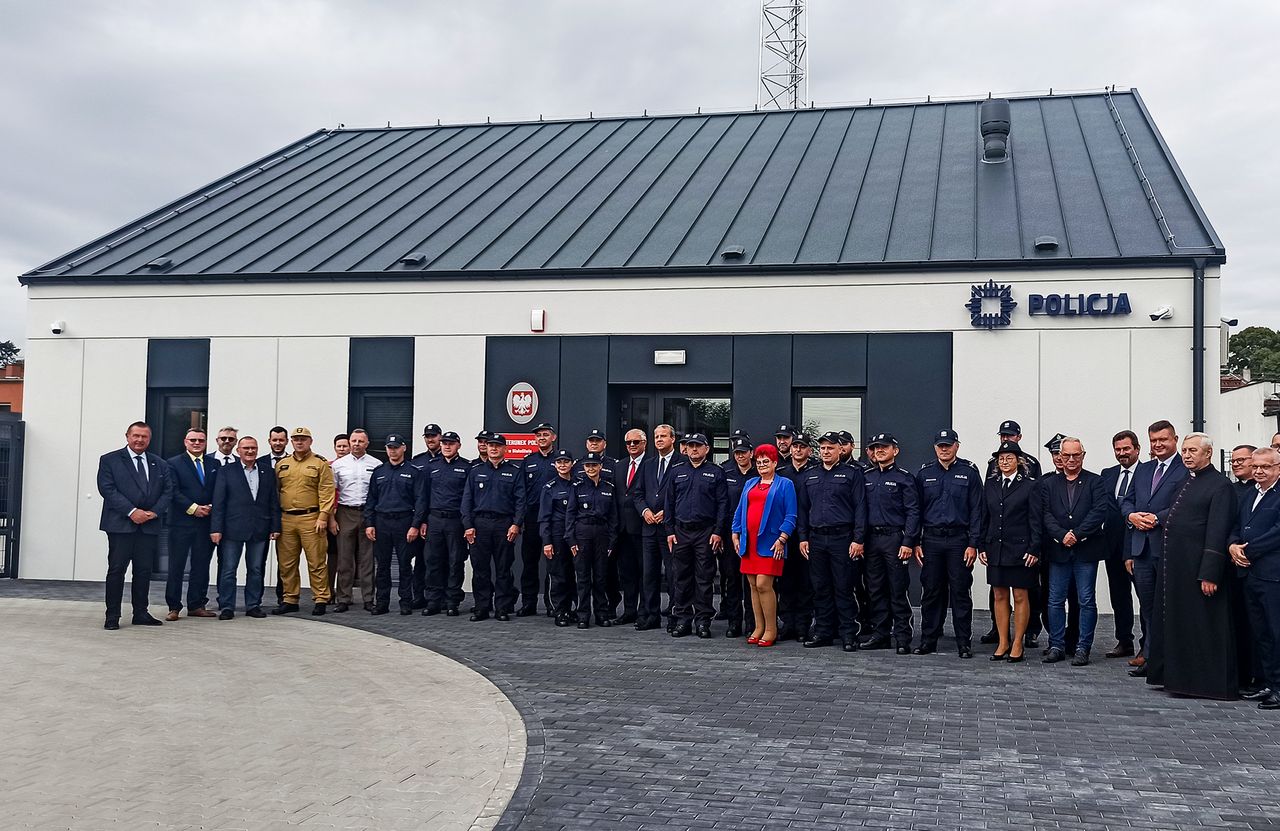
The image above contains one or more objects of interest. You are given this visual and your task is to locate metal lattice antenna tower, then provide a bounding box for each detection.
[758,0,808,110]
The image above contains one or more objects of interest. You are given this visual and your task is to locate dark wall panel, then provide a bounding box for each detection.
[349,337,414,387]
[732,335,792,443]
[607,335,732,385]
[864,333,952,471]
[559,337,610,445]
[792,334,868,387]
[146,339,210,387]
[484,337,562,433]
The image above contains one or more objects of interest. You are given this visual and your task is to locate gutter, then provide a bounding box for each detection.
[1192,257,1206,431]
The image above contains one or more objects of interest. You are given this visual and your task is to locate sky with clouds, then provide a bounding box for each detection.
[2,0,1277,347]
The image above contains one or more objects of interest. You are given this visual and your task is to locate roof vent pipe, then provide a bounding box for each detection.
[980,98,1011,163]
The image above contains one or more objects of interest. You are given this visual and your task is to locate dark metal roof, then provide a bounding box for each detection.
[21,88,1223,284]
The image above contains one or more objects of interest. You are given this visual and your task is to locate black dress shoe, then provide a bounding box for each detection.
[958,647,974,659]
[1259,692,1280,710]
[104,619,120,630]
[912,644,935,655]
[1042,647,1067,663]
[446,608,460,617]
[271,603,299,615]
[246,607,267,619]
[777,626,796,642]
[1023,634,1039,649]
[1241,686,1273,701]
[671,622,692,638]
[611,613,638,626]
[725,625,742,638]
[896,645,910,655]
[842,640,859,653]
[1105,642,1135,658]
[1071,650,1091,667]
[596,618,613,628]
[334,603,350,613]
[803,637,834,649]
[635,619,658,631]
[470,611,490,622]
[666,619,677,634]
[979,629,999,645]
[577,620,590,630]
[1128,665,1148,677]
[131,615,163,626]
[696,625,712,639]
[219,609,234,620]
[371,607,389,616]
[795,628,811,643]
[311,603,327,616]
[859,635,891,650]
[555,614,571,627]
[399,608,413,616]
[516,607,537,618]
[422,608,440,617]
[495,612,511,622]
[363,601,375,612]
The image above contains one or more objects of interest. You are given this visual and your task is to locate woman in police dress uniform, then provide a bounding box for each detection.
[979,441,1040,662]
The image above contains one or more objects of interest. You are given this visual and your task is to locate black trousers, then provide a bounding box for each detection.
[920,531,974,648]
[106,532,158,621]
[1104,550,1135,644]
[373,515,414,611]
[547,536,575,615]
[1245,575,1280,691]
[518,511,545,612]
[671,523,717,625]
[165,523,214,612]
[865,532,913,643]
[471,517,517,613]
[639,531,670,624]
[573,523,611,622]
[1231,570,1261,686]
[407,537,428,607]
[425,513,467,610]
[808,529,862,641]
[612,529,642,617]
[777,536,812,635]
[716,531,745,626]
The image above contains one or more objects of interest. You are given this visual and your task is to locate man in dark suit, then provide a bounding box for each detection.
[1120,419,1189,675]
[612,428,648,626]
[211,436,281,618]
[1098,429,1141,658]
[1232,446,1280,709]
[97,421,174,629]
[164,428,219,620]
[1040,437,1109,666]
[632,423,683,631]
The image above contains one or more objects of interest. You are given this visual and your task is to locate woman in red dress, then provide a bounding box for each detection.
[731,444,798,647]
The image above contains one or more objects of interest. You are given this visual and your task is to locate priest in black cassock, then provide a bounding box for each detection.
[1147,433,1237,699]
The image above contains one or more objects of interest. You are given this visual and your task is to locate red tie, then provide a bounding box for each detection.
[627,460,637,488]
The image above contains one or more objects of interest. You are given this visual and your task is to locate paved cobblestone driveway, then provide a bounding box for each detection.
[5,580,1279,830]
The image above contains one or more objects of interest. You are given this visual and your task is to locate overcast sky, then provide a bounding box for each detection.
[2,0,1277,348]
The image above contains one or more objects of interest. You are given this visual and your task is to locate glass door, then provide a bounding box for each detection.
[621,389,732,464]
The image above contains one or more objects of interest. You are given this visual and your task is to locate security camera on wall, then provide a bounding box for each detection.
[50,319,66,335]
[1149,305,1173,322]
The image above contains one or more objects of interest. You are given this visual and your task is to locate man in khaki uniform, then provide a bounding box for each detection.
[272,426,335,615]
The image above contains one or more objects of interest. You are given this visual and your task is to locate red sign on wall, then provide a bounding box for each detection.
[503,433,538,460]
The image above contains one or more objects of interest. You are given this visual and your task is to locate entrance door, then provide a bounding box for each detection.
[620,389,732,464]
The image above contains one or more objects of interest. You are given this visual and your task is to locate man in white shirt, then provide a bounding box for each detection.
[1099,430,1142,658]
[212,426,239,466]
[330,428,382,612]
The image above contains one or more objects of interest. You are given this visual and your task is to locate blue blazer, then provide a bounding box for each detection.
[1120,455,1188,561]
[211,462,281,542]
[1233,485,1280,582]
[731,475,798,559]
[166,452,218,528]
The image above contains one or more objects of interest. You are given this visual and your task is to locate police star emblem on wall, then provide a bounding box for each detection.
[966,279,1017,330]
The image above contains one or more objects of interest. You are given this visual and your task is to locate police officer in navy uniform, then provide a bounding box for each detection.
[775,429,816,642]
[406,424,445,609]
[980,419,1043,643]
[861,433,921,653]
[664,433,729,638]
[913,429,984,658]
[461,433,525,621]
[566,452,621,628]
[795,432,869,652]
[517,422,559,618]
[538,449,578,627]
[364,434,427,615]
[573,429,618,484]
[419,430,470,616]
[718,437,755,637]
[471,431,490,469]
[837,431,856,465]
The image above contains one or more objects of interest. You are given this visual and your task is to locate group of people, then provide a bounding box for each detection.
[96,417,1280,708]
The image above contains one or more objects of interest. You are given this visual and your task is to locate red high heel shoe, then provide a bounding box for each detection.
[746,633,761,644]
[757,637,775,648]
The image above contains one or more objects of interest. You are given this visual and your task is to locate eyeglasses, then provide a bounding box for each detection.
[1059,452,1083,459]
[1231,458,1251,465]
[216,436,236,442]
[188,437,206,442]
[624,439,644,445]
[1254,463,1278,469]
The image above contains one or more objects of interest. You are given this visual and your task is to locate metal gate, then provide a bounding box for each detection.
[0,416,24,577]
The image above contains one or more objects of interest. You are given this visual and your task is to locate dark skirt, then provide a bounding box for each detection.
[987,563,1037,590]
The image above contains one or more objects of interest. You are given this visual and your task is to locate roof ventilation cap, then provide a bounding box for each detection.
[980,98,1011,163]
[720,245,745,260]
[143,257,174,270]
[399,251,428,267]
[1034,235,1059,252]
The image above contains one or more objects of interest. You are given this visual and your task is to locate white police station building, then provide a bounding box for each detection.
[17,89,1224,614]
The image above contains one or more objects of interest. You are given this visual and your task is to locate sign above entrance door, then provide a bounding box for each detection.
[506,381,539,424]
